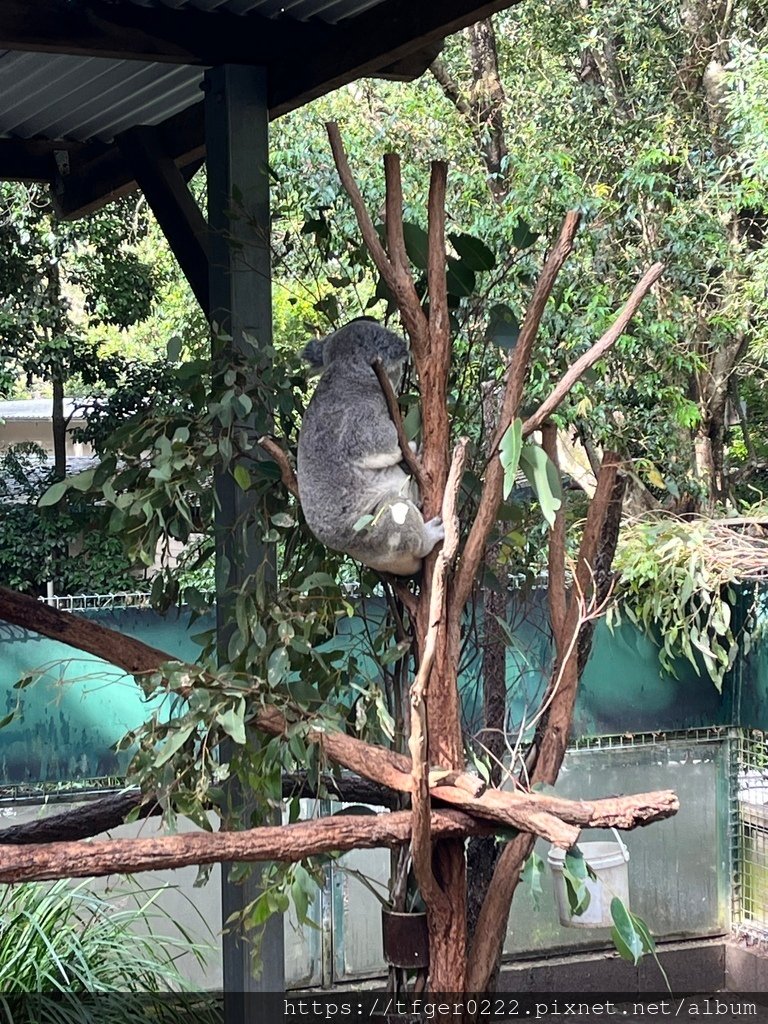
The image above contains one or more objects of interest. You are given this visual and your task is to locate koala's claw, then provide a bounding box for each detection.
[424,515,445,546]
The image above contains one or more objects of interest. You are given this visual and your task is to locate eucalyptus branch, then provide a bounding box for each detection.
[522,262,665,437]
[256,436,299,498]
[452,211,581,612]
[372,358,428,492]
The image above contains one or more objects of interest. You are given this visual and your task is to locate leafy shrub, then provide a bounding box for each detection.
[608,516,765,691]
[0,444,146,597]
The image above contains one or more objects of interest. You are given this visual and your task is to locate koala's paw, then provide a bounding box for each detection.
[423,516,445,552]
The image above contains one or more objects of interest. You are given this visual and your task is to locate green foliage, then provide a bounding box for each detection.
[609,517,745,691]
[500,419,523,499]
[518,443,563,528]
[0,504,146,596]
[0,879,215,1019]
[610,896,670,987]
[520,852,545,910]
[0,445,143,596]
[561,848,596,917]
[0,184,160,400]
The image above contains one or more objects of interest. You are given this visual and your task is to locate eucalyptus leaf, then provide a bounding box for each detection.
[521,853,545,911]
[449,232,496,271]
[487,303,521,351]
[446,257,476,298]
[519,443,563,527]
[402,222,430,270]
[233,464,251,491]
[500,418,524,499]
[155,722,196,766]
[218,700,247,746]
[610,897,644,964]
[38,481,67,507]
[511,219,539,249]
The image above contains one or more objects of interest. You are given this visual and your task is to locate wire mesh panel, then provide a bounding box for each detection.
[507,730,732,956]
[733,729,768,936]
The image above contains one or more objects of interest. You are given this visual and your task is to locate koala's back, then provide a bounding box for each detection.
[297,322,409,550]
[297,319,445,574]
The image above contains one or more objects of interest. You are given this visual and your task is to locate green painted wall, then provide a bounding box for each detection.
[0,607,205,785]
[0,590,759,786]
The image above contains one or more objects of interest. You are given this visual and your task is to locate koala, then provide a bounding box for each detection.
[297,319,444,575]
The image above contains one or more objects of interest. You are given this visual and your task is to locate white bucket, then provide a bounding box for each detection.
[547,833,630,928]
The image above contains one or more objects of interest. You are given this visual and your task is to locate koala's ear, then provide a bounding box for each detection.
[302,338,325,369]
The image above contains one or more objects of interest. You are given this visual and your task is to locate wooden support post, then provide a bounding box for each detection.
[204,64,285,1006]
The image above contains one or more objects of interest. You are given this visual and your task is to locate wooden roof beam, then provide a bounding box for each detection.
[52,103,204,219]
[117,124,210,314]
[269,0,522,116]
[0,138,84,185]
[0,0,334,66]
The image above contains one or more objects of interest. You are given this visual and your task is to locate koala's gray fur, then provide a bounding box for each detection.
[297,319,444,575]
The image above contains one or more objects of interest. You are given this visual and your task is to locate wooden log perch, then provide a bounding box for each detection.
[0,789,680,885]
[0,589,679,860]
[0,810,493,885]
[0,773,401,847]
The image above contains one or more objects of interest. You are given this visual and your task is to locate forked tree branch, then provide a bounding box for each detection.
[522,262,665,437]
[467,450,622,990]
[452,211,582,611]
[326,121,427,357]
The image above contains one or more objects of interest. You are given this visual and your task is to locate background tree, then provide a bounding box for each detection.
[430,1,768,510]
[0,184,165,477]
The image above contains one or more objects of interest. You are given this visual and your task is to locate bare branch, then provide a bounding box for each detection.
[384,153,413,284]
[0,810,492,885]
[325,121,427,354]
[453,212,581,611]
[427,162,450,348]
[429,58,473,118]
[522,262,665,436]
[372,358,428,492]
[257,436,299,498]
[409,439,469,912]
[542,421,567,648]
[468,450,622,990]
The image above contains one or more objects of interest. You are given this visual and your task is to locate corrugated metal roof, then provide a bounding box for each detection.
[0,51,205,143]
[0,0,387,143]
[0,399,85,421]
[122,0,386,24]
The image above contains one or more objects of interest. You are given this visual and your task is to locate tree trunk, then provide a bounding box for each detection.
[51,375,66,480]
[430,17,508,203]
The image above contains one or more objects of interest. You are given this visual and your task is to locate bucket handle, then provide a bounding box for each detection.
[611,827,629,863]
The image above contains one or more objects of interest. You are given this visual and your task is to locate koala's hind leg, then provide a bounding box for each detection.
[421,515,445,553]
[348,498,444,576]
